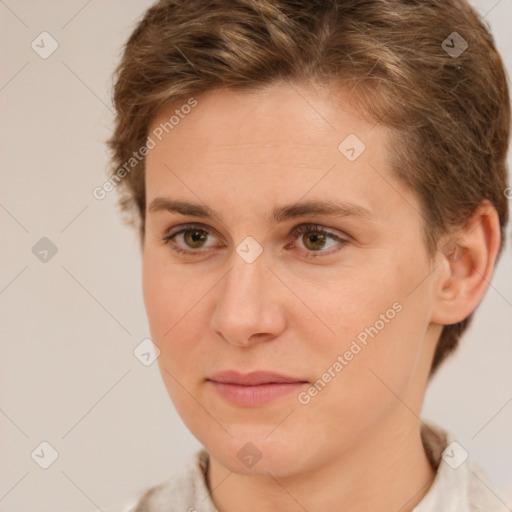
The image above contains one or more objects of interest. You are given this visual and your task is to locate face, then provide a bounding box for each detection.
[142,81,441,476]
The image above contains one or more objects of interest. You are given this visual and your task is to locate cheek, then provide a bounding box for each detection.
[310,255,430,379]
[143,255,189,375]
[295,302,428,450]
[143,260,205,419]
[142,251,213,380]
[296,263,403,346]
[143,250,198,338]
[321,282,431,418]
[143,259,171,340]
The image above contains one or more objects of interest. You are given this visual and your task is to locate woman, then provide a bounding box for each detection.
[103,0,510,510]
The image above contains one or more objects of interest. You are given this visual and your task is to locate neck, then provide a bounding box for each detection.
[207,415,436,512]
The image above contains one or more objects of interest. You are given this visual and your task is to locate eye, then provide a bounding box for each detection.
[162,223,222,255]
[288,224,349,258]
[161,222,349,258]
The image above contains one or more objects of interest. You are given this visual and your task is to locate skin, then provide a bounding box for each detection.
[142,81,501,512]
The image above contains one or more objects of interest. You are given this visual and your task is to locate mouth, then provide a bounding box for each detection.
[207,370,309,407]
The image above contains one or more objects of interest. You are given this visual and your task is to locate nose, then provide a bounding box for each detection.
[210,251,287,348]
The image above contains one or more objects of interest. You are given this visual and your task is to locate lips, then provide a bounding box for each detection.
[208,370,307,385]
[207,370,308,406]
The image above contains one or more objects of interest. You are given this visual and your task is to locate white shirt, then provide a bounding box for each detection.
[103,421,507,512]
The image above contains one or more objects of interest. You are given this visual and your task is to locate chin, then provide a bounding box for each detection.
[202,426,311,477]
[215,445,300,476]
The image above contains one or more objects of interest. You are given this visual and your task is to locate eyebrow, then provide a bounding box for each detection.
[148,197,375,225]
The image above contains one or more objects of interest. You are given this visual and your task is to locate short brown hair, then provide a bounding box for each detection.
[106,0,510,376]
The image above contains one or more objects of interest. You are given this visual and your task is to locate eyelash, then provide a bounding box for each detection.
[161,222,349,260]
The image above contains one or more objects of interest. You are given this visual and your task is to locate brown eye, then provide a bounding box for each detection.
[290,224,349,259]
[162,222,348,259]
[162,223,221,255]
[183,229,209,249]
[301,230,328,251]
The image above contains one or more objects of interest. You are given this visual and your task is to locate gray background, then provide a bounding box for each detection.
[1,0,511,510]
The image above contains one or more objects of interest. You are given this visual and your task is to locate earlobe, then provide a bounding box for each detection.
[430,202,501,326]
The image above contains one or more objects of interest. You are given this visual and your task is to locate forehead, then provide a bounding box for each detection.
[144,82,409,223]
[147,81,381,151]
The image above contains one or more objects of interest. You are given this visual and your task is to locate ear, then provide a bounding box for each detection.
[430,201,502,326]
